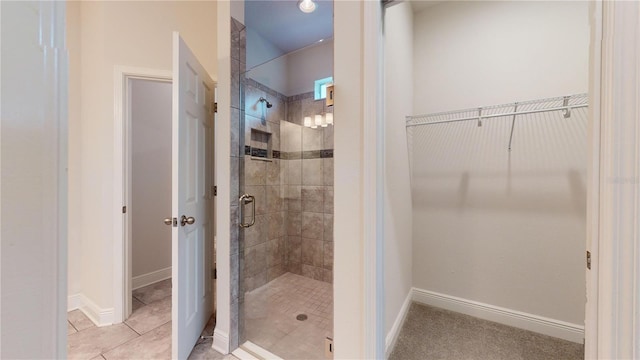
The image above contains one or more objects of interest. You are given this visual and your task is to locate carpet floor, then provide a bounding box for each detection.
[389,303,584,360]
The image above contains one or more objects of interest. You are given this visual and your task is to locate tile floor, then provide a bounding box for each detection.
[67,273,330,360]
[243,272,333,359]
[67,279,236,360]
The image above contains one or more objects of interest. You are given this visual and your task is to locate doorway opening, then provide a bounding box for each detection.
[127,77,173,324]
[226,2,335,358]
[114,69,173,324]
[384,1,588,358]
[111,62,216,359]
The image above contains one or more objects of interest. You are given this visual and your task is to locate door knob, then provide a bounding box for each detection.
[163,217,173,226]
[181,215,196,226]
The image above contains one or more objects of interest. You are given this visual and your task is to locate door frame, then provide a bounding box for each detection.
[363,1,384,358]
[584,1,601,357]
[113,66,172,323]
[585,1,640,358]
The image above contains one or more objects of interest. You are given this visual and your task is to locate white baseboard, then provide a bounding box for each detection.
[412,288,584,343]
[67,293,82,311]
[132,266,172,290]
[385,290,412,358]
[231,348,259,360]
[212,328,230,355]
[78,294,114,327]
[236,341,283,360]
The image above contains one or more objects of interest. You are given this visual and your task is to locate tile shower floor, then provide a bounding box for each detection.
[244,272,333,359]
[67,279,235,360]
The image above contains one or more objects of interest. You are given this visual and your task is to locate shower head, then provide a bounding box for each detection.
[259,97,273,109]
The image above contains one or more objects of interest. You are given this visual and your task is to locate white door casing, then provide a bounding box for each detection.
[1,1,68,358]
[172,32,215,359]
[584,0,601,358]
[586,1,640,358]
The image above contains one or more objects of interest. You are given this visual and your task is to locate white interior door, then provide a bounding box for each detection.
[172,32,215,359]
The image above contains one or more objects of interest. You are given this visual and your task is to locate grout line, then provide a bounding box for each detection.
[102,320,173,358]
[100,329,141,358]
[123,321,142,336]
[132,295,147,306]
[68,320,80,333]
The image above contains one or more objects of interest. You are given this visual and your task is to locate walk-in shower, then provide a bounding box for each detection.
[227,1,334,358]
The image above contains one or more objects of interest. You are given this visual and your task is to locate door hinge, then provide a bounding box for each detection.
[211,268,217,280]
[586,251,591,270]
[214,185,217,196]
[122,206,127,214]
[213,102,218,113]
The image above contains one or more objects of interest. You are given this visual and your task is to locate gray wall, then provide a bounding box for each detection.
[131,79,172,279]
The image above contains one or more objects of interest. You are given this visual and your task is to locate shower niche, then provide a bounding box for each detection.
[248,128,274,160]
[227,1,335,359]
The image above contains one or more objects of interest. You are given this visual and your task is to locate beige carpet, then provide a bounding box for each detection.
[389,303,584,360]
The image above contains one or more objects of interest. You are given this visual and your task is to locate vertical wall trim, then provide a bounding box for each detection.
[1,2,68,356]
[333,1,365,357]
[55,2,69,357]
[593,1,640,358]
[585,0,602,358]
[363,1,385,358]
[213,1,232,354]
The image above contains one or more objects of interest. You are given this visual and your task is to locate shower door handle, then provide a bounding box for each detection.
[239,194,256,228]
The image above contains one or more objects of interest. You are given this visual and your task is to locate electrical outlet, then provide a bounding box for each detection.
[325,337,333,359]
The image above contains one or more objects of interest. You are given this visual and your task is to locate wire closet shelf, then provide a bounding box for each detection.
[406,93,588,151]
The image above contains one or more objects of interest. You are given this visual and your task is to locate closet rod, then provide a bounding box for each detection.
[406,103,588,128]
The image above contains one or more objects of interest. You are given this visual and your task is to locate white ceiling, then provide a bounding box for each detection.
[245,0,334,54]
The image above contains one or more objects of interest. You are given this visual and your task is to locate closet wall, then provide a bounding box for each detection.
[411,1,589,327]
[413,1,588,114]
[383,1,414,344]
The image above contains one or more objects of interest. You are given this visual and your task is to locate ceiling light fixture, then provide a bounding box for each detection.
[298,0,317,13]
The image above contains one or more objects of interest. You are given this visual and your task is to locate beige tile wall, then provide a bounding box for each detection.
[282,93,334,284]
[241,82,334,292]
[242,80,287,293]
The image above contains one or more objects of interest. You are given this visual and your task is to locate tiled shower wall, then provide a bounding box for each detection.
[242,84,334,288]
[242,78,287,293]
[282,93,334,283]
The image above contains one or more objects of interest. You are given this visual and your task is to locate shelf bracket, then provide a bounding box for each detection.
[562,96,571,118]
[508,102,519,152]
